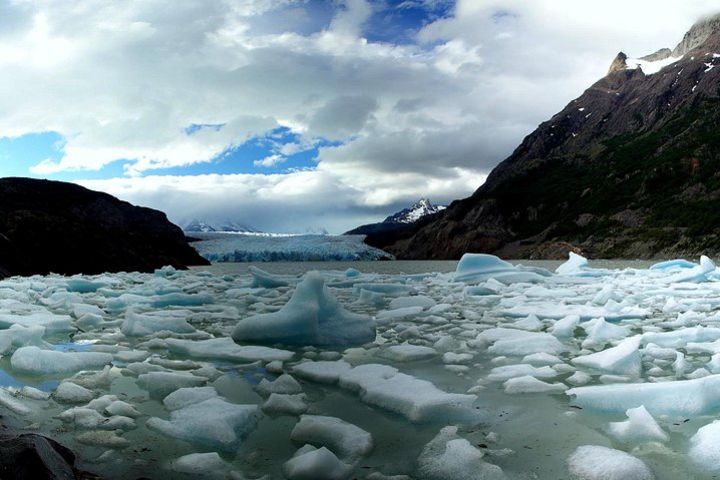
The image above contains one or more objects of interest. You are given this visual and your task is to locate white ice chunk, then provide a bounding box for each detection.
[256,374,303,396]
[54,382,95,403]
[582,318,630,347]
[0,388,31,415]
[170,452,230,478]
[607,405,668,444]
[166,337,294,362]
[137,372,207,399]
[689,420,720,473]
[338,364,476,423]
[567,445,654,480]
[0,324,48,355]
[573,336,641,376]
[147,398,259,451]
[488,332,569,356]
[262,393,308,416]
[58,407,135,430]
[556,252,588,275]
[416,426,506,480]
[121,310,195,337]
[290,414,373,462]
[487,364,557,382]
[292,361,352,384]
[10,346,112,376]
[503,376,567,394]
[389,296,436,310]
[550,315,580,338]
[163,386,219,410]
[249,265,290,288]
[567,374,720,416]
[522,352,562,366]
[283,446,352,480]
[377,344,438,362]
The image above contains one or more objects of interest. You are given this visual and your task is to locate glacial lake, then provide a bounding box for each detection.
[193,258,658,275]
[0,256,710,479]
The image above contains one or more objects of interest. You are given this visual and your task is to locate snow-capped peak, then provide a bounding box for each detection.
[383,198,446,224]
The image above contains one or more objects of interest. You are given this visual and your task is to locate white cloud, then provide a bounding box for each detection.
[77,168,481,233]
[1,0,718,231]
[253,153,285,167]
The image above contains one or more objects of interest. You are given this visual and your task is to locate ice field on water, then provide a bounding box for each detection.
[4,255,720,478]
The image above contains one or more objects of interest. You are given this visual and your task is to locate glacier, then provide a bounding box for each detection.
[0,252,718,478]
[189,232,393,262]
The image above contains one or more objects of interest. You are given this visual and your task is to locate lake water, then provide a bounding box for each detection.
[192,259,658,276]
[0,256,709,479]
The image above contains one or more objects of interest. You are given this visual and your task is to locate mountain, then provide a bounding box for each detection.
[345,198,445,236]
[183,219,258,233]
[383,198,446,224]
[0,177,208,277]
[365,13,720,260]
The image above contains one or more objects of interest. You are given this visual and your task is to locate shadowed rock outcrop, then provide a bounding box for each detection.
[0,177,208,277]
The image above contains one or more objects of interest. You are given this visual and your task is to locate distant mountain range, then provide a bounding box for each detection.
[345,198,445,236]
[364,13,720,260]
[183,219,259,234]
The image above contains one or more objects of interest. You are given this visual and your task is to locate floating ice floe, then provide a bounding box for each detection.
[147,395,259,451]
[567,374,720,416]
[11,346,113,376]
[567,445,654,480]
[416,426,506,480]
[166,337,294,362]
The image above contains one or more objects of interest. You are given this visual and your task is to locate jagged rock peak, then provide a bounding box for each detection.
[607,52,628,75]
[672,12,720,57]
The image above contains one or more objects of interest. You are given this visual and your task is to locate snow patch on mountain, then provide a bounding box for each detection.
[625,55,683,75]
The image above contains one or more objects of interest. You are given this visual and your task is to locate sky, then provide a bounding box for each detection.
[0,0,719,233]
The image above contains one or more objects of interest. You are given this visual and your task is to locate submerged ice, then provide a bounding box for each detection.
[0,252,719,478]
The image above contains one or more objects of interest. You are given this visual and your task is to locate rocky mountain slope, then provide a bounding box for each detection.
[0,178,208,277]
[367,13,720,260]
[346,198,445,236]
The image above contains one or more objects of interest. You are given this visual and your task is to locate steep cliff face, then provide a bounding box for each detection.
[0,177,208,277]
[370,14,720,259]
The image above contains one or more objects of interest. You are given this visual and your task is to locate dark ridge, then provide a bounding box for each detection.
[0,177,208,277]
[371,17,720,259]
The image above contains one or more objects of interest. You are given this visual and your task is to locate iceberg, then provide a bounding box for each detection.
[555,252,589,275]
[232,272,375,346]
[454,253,546,284]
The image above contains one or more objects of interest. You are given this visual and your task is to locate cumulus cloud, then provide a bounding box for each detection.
[0,0,718,231]
[78,169,481,233]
